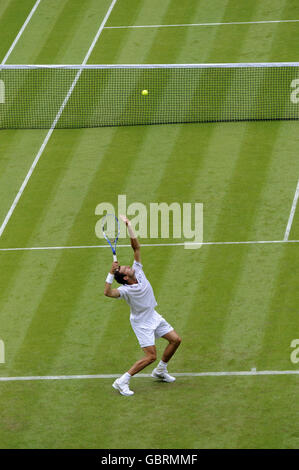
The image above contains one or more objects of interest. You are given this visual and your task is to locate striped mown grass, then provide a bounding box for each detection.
[0,0,298,449]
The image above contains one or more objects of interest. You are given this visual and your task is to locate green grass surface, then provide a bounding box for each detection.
[0,376,298,449]
[0,0,298,449]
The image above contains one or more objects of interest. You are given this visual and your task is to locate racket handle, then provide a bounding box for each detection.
[113,254,117,262]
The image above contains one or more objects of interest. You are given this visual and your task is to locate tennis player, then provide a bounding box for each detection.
[104,215,181,396]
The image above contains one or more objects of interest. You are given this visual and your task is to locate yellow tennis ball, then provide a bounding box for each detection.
[142,89,148,96]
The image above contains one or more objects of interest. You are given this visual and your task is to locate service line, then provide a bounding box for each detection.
[0,369,299,382]
[0,239,299,252]
[104,19,299,30]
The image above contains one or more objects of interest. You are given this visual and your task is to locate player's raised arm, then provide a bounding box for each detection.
[120,215,141,263]
[104,261,120,298]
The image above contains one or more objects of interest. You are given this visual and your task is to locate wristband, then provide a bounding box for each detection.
[106,273,114,284]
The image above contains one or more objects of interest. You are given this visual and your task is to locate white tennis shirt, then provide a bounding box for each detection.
[117,261,159,325]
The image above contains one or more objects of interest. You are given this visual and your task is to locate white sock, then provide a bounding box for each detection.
[119,372,131,383]
[157,360,168,371]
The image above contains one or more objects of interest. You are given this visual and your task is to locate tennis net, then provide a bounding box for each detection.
[0,63,299,129]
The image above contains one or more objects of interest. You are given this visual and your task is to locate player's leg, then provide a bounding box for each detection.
[151,324,181,383]
[161,330,182,363]
[128,345,157,375]
[113,325,157,396]
[113,346,157,396]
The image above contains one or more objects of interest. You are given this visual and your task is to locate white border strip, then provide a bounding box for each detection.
[0,239,298,252]
[0,369,298,381]
[2,61,299,68]
[284,179,299,241]
[0,0,118,239]
[1,0,42,66]
[104,19,299,30]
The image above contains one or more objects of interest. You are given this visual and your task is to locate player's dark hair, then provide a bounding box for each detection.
[114,269,128,285]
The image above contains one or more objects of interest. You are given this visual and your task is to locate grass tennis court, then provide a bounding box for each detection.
[0,0,299,449]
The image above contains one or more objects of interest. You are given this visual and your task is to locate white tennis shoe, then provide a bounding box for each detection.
[112,378,134,396]
[151,368,176,383]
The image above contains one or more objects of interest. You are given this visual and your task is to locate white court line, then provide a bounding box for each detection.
[1,0,42,66]
[284,179,299,241]
[0,0,118,239]
[0,369,298,382]
[0,239,299,252]
[104,19,299,30]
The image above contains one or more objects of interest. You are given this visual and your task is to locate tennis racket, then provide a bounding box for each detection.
[102,213,120,262]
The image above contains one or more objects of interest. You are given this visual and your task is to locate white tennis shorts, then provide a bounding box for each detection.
[130,315,173,348]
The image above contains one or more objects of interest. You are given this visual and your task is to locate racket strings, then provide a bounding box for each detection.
[102,215,120,244]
